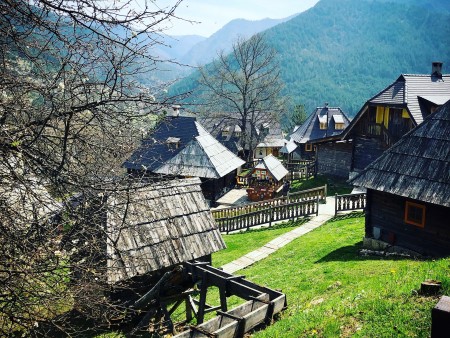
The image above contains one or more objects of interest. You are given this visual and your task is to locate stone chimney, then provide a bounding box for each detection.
[432,62,443,79]
[171,104,181,117]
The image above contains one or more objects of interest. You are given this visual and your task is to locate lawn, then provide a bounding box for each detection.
[221,215,450,337]
[212,218,309,268]
[290,175,353,196]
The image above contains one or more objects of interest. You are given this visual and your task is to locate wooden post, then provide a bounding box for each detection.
[269,206,274,227]
[316,196,319,216]
[335,193,338,216]
[219,286,228,312]
[197,272,208,324]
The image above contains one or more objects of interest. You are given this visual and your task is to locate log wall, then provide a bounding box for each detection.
[366,189,450,256]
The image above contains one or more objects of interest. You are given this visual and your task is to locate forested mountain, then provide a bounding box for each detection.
[179,17,293,66]
[170,0,450,118]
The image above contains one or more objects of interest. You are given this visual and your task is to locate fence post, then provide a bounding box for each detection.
[324,184,328,199]
[334,193,338,216]
[269,206,273,227]
[316,196,319,216]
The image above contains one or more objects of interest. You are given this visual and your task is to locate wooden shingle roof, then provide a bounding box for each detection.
[349,100,450,207]
[154,133,245,179]
[289,106,351,144]
[106,178,226,284]
[370,74,450,125]
[255,154,288,181]
[123,116,207,172]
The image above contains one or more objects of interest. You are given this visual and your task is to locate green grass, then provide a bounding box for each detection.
[212,219,309,268]
[219,216,450,338]
[290,175,353,196]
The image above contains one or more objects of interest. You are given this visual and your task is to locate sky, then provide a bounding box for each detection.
[144,0,320,37]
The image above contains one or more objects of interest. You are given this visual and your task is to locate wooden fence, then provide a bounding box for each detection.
[334,192,367,216]
[285,161,316,180]
[212,185,326,233]
[215,198,319,234]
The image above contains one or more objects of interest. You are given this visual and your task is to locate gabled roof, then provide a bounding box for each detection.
[343,73,450,139]
[154,133,245,178]
[349,100,450,207]
[289,106,351,144]
[371,74,450,124]
[123,116,207,172]
[254,154,288,181]
[106,177,226,284]
[280,140,298,154]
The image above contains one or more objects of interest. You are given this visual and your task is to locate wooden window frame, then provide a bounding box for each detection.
[305,143,313,152]
[335,122,345,130]
[404,201,426,228]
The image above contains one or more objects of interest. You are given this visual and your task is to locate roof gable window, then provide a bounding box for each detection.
[166,137,181,150]
[333,115,345,130]
[318,115,328,130]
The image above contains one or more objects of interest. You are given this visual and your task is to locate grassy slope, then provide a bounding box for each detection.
[226,216,450,337]
[212,219,309,268]
[290,175,353,196]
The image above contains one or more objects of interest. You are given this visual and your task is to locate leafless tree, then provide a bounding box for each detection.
[198,33,286,162]
[0,0,188,335]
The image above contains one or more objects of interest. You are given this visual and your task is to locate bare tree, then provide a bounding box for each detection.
[0,0,188,335]
[198,33,286,162]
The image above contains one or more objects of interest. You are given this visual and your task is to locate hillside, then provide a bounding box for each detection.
[169,0,450,118]
[180,16,292,66]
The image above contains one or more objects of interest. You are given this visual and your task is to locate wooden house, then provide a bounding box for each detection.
[349,100,450,256]
[199,114,285,162]
[246,154,289,202]
[253,122,286,160]
[123,115,244,204]
[288,105,351,161]
[342,62,450,175]
[106,177,226,284]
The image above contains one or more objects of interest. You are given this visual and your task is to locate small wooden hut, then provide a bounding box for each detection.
[106,177,226,284]
[246,154,289,202]
[349,100,450,256]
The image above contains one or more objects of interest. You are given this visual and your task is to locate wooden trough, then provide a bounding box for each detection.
[174,262,286,338]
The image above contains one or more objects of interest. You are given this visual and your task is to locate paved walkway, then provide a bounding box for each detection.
[221,196,336,274]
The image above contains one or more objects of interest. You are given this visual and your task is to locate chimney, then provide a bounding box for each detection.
[432,62,443,78]
[171,104,181,117]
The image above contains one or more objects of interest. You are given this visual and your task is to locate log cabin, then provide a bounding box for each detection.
[288,105,351,162]
[341,62,450,177]
[349,100,450,256]
[123,112,244,205]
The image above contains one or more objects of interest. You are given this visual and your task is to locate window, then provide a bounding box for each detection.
[318,115,327,129]
[305,143,312,152]
[166,137,180,150]
[404,201,426,228]
[335,123,345,130]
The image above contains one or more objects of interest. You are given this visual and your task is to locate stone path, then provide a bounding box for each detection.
[221,196,336,274]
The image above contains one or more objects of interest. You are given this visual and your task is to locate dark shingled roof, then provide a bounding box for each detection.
[123,116,203,172]
[289,106,351,143]
[349,100,450,207]
[370,74,450,125]
[106,177,226,284]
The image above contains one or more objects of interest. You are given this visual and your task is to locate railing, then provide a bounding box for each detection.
[211,185,327,233]
[285,161,316,180]
[211,185,326,220]
[334,193,366,216]
[215,198,319,234]
[288,185,327,203]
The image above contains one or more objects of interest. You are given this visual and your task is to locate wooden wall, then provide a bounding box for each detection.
[365,189,450,256]
[316,142,352,178]
[352,136,386,171]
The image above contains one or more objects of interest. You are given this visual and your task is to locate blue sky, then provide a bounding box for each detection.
[144,0,319,37]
